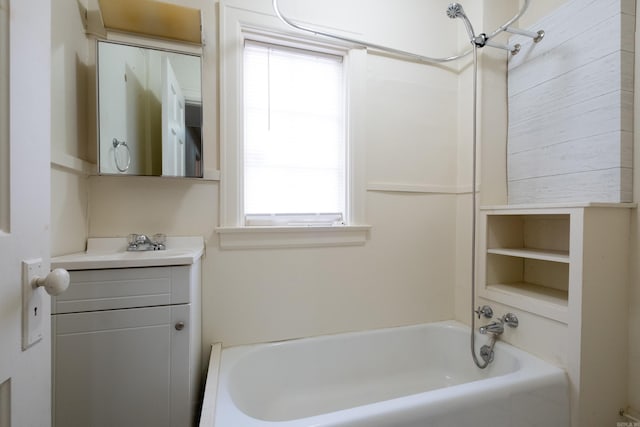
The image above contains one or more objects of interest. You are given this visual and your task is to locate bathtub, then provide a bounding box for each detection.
[205,321,569,427]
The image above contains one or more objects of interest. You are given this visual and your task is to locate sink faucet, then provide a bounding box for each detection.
[479,313,519,336]
[127,234,166,251]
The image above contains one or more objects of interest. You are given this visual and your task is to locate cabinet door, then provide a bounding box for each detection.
[53,305,191,427]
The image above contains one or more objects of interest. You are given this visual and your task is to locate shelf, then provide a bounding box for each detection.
[487,248,569,263]
[481,202,637,210]
[482,282,569,323]
[97,0,202,44]
[481,211,571,324]
[487,282,568,306]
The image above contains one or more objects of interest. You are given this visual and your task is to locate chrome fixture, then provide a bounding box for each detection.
[446,4,522,55]
[504,26,545,43]
[502,312,519,328]
[445,2,464,19]
[477,313,519,364]
[127,233,166,251]
[112,138,131,173]
[446,3,476,42]
[272,0,542,63]
[479,313,519,336]
[474,305,493,319]
[479,321,504,336]
[619,409,640,424]
[272,0,538,370]
[480,344,494,364]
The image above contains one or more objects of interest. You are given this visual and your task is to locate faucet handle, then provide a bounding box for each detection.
[501,312,519,328]
[475,305,493,319]
[136,234,151,243]
[128,233,150,243]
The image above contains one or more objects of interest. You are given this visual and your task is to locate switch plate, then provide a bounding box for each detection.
[22,259,45,350]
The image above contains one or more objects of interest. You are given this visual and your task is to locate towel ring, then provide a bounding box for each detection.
[112,138,131,173]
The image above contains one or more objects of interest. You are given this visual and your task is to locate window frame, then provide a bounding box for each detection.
[217,5,369,249]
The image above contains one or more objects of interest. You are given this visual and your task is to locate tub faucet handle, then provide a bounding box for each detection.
[475,305,493,319]
[501,312,519,328]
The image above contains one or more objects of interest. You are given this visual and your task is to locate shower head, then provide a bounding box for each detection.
[446,3,477,42]
[446,3,465,19]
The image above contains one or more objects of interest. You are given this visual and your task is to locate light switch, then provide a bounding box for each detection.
[22,259,45,350]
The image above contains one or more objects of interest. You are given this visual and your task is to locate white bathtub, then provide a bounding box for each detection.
[207,321,569,427]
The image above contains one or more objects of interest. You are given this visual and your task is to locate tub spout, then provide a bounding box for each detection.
[479,321,504,335]
[479,313,519,336]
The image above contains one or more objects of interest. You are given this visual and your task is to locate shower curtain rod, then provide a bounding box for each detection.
[272,0,534,64]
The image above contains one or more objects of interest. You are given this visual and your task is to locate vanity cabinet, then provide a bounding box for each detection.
[478,204,632,427]
[51,261,202,427]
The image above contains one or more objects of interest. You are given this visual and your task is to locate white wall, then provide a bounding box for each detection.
[51,0,90,257]
[86,0,462,349]
[516,0,640,416]
[51,0,640,416]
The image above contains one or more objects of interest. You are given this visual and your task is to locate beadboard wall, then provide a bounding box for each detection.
[507,0,635,204]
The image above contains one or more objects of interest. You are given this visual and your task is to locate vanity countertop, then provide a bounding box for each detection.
[52,236,204,270]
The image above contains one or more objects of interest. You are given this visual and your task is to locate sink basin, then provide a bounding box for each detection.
[52,237,204,270]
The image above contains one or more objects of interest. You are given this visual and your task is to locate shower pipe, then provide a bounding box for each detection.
[469,43,489,369]
[273,1,544,369]
[272,0,536,63]
[449,3,492,369]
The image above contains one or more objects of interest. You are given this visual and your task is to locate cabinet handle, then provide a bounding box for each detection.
[175,322,185,331]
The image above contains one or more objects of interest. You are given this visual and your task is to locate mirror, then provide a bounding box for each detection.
[97,40,203,177]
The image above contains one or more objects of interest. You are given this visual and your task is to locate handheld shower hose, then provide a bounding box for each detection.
[447,2,491,370]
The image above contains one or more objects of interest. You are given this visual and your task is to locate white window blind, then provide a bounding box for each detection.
[243,40,346,225]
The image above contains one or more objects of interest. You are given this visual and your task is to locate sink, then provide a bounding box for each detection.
[51,237,204,270]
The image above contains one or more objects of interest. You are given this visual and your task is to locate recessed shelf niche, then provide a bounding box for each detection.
[480,212,571,323]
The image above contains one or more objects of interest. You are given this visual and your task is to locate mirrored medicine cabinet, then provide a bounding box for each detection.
[97,40,203,178]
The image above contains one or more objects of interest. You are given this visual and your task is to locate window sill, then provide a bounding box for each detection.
[216,225,371,249]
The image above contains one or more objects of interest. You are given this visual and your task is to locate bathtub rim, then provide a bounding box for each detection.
[203,320,568,427]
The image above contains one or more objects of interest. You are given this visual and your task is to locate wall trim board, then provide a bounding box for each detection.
[366,182,475,195]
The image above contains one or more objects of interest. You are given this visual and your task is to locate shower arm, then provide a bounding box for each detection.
[272,0,532,65]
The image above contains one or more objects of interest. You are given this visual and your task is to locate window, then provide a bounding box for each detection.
[243,41,346,226]
[218,6,368,248]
